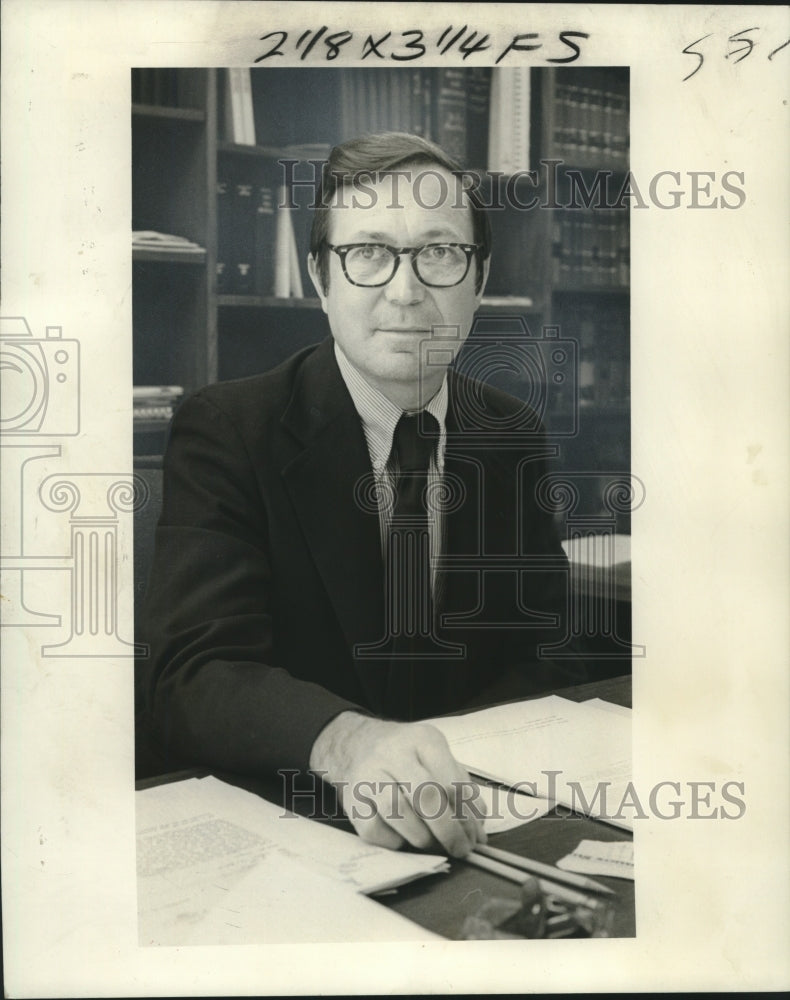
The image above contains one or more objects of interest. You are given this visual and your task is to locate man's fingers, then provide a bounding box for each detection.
[415,734,488,851]
[349,811,406,852]
[391,766,478,859]
[333,719,489,857]
[350,780,436,851]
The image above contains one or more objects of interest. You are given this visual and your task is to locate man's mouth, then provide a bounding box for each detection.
[377,327,430,333]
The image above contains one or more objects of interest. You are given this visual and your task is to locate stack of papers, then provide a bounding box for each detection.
[428,696,632,831]
[136,776,446,946]
[132,230,205,254]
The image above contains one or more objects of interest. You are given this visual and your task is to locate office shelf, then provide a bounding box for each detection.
[132,67,630,484]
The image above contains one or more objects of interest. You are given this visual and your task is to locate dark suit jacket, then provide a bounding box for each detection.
[140,337,584,778]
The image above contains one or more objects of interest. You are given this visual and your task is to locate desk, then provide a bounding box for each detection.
[379,675,634,939]
[136,675,633,940]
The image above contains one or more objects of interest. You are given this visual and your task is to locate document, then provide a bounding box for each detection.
[137,776,447,945]
[557,840,635,881]
[475,781,553,834]
[177,858,441,945]
[428,697,632,830]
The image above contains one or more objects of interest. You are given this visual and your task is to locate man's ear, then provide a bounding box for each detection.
[307,254,329,313]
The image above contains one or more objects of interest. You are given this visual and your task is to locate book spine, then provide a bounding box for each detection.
[508,67,531,173]
[288,212,304,298]
[254,176,277,296]
[409,69,424,137]
[216,162,232,293]
[397,68,411,133]
[274,189,292,297]
[228,68,246,144]
[487,69,501,171]
[589,87,604,163]
[133,385,184,398]
[617,213,629,286]
[465,68,491,172]
[487,67,529,174]
[580,214,594,286]
[232,166,255,294]
[576,87,591,166]
[433,68,466,162]
[239,68,256,145]
[552,82,567,158]
[364,68,380,134]
[134,405,176,421]
[389,70,400,132]
[340,69,356,140]
[614,92,629,168]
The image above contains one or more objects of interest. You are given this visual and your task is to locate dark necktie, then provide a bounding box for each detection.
[384,411,439,718]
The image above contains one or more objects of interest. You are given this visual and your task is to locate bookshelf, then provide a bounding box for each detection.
[132,69,217,455]
[132,66,630,528]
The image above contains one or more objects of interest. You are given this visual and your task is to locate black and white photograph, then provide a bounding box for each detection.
[132,62,636,947]
[1,2,788,995]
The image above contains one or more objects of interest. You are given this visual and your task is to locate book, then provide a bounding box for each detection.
[133,385,183,400]
[433,68,467,162]
[215,165,231,292]
[465,68,492,171]
[133,404,177,422]
[133,384,183,422]
[226,68,255,145]
[273,189,294,297]
[132,69,180,107]
[227,68,245,143]
[488,67,530,174]
[253,173,277,296]
[251,68,343,149]
[132,231,205,255]
[231,165,256,293]
[410,68,428,138]
[288,217,304,298]
[551,69,629,169]
[239,68,255,144]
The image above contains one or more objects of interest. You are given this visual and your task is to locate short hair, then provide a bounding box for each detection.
[309,131,492,294]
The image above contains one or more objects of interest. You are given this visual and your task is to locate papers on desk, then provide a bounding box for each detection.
[557,840,635,881]
[428,696,633,831]
[136,776,445,945]
[475,781,553,834]
[176,856,444,945]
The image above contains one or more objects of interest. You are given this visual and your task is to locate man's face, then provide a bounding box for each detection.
[308,165,489,405]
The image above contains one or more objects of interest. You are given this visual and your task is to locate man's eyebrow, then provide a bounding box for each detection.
[345,228,465,243]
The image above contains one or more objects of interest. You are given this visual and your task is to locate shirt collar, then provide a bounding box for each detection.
[334,341,448,472]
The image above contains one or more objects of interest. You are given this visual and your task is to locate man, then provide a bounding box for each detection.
[141,132,582,860]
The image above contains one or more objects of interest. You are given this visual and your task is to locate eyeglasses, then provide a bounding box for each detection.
[327,243,482,288]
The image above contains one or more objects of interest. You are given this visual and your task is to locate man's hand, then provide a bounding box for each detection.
[309,712,487,857]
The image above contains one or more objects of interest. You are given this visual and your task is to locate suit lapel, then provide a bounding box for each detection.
[440,372,556,625]
[280,340,389,710]
[440,372,512,627]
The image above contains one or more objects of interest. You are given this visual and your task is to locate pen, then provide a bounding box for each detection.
[474,843,614,896]
[464,852,604,909]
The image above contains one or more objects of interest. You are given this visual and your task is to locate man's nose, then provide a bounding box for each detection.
[384,255,425,305]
